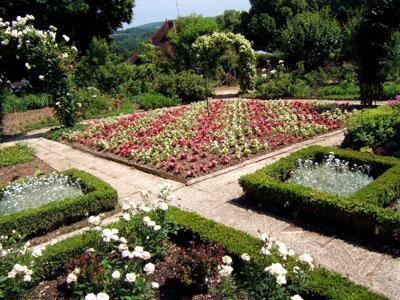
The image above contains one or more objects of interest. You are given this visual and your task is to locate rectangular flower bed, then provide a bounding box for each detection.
[0,168,118,239]
[4,189,384,300]
[56,99,350,183]
[239,146,400,244]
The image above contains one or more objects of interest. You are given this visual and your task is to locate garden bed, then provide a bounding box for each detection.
[0,168,118,239]
[55,99,350,183]
[3,187,385,300]
[239,146,400,245]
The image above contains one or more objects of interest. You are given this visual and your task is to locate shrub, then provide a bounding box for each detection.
[342,107,400,157]
[3,93,53,113]
[239,146,400,245]
[0,144,34,167]
[74,87,112,118]
[0,169,118,239]
[135,93,181,110]
[155,71,212,102]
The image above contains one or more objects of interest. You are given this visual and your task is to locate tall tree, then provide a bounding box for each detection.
[0,0,134,52]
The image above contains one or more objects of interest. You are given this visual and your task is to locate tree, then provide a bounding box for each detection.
[354,0,400,104]
[0,0,134,52]
[168,15,219,69]
[217,10,244,34]
[283,11,343,71]
[0,15,77,138]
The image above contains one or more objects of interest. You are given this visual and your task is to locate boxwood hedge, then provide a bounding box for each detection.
[34,207,385,299]
[0,169,118,239]
[239,146,400,244]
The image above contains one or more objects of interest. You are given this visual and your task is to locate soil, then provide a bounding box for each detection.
[0,158,55,185]
[29,244,222,300]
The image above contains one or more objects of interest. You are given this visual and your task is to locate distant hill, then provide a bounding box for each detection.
[111,21,164,59]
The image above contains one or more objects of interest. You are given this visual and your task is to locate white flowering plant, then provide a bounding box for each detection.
[0,231,44,298]
[0,15,78,129]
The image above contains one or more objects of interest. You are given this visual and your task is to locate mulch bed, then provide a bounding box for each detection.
[0,158,55,185]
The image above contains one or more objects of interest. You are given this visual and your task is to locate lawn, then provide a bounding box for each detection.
[59,99,350,182]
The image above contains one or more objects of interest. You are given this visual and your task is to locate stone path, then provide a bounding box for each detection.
[2,130,399,299]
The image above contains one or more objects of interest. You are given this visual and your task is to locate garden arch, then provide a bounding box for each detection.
[193,32,256,92]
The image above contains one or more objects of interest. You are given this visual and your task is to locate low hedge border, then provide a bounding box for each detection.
[35,207,385,300]
[0,168,118,239]
[239,146,400,244]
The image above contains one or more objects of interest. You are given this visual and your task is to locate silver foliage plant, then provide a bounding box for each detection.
[288,153,373,197]
[0,173,83,215]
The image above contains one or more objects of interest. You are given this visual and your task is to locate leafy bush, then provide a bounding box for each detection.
[74,87,112,118]
[283,11,343,71]
[342,107,400,156]
[0,169,118,240]
[239,146,400,244]
[156,71,212,102]
[3,93,53,113]
[135,93,181,110]
[0,144,34,167]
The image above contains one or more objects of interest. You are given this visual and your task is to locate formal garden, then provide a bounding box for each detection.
[1,0,400,299]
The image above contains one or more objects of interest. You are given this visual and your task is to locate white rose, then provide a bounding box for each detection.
[222,255,233,265]
[66,273,78,284]
[85,293,97,300]
[96,292,110,300]
[219,265,233,277]
[62,34,70,42]
[122,213,131,221]
[125,272,137,282]
[119,237,127,244]
[151,282,159,289]
[32,247,44,257]
[241,253,251,262]
[38,75,45,80]
[147,220,156,227]
[143,216,151,224]
[144,263,155,275]
[291,295,303,300]
[153,225,161,231]
[23,274,31,282]
[141,251,151,260]
[158,202,168,211]
[111,270,121,280]
[7,270,16,278]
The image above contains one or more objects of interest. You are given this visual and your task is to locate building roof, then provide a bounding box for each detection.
[127,20,176,65]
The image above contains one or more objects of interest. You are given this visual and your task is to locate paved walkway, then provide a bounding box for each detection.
[3,130,399,299]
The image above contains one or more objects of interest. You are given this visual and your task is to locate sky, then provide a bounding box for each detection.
[125,0,251,28]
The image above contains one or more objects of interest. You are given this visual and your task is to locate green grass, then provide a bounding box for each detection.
[21,118,59,132]
[0,144,35,167]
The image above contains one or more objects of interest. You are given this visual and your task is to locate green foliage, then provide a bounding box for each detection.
[283,11,343,71]
[135,93,181,110]
[343,107,400,156]
[217,10,245,34]
[0,169,118,240]
[239,146,400,244]
[0,144,34,168]
[74,87,112,118]
[169,15,219,69]
[0,0,135,52]
[156,71,212,102]
[3,93,53,113]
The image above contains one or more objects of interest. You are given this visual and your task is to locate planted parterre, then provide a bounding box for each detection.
[240,146,400,244]
[1,184,384,299]
[0,169,118,239]
[59,99,350,182]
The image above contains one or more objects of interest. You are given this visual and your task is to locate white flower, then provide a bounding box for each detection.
[260,233,269,242]
[71,46,78,52]
[151,282,159,289]
[261,246,270,256]
[270,69,277,74]
[219,265,233,277]
[85,293,97,300]
[158,202,168,211]
[277,242,289,260]
[134,246,144,253]
[62,34,70,42]
[144,263,155,275]
[153,225,161,231]
[1,39,9,45]
[96,292,110,300]
[125,272,137,283]
[111,270,121,280]
[299,253,314,269]
[143,216,151,224]
[38,75,45,80]
[222,255,233,265]
[276,274,287,285]
[291,295,303,300]
[288,249,295,257]
[265,263,287,285]
[61,52,68,59]
[13,264,27,273]
[7,270,16,278]
[23,274,31,282]
[119,237,127,244]
[241,253,251,262]
[66,272,78,284]
[118,243,129,252]
[32,247,44,257]
[88,215,101,226]
[279,60,284,64]
[122,213,131,221]
[141,251,151,260]
[86,248,96,254]
[25,63,31,70]
[147,220,156,227]
[121,250,131,258]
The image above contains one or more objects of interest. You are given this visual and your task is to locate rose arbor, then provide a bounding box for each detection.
[0,15,77,137]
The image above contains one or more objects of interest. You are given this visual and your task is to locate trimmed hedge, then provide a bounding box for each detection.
[239,146,400,244]
[0,169,118,239]
[35,207,385,299]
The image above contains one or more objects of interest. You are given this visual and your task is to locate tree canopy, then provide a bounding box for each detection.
[0,0,135,52]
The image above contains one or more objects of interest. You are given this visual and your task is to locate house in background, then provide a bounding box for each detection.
[127,20,176,65]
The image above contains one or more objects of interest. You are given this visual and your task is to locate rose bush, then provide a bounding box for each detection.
[60,99,350,180]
